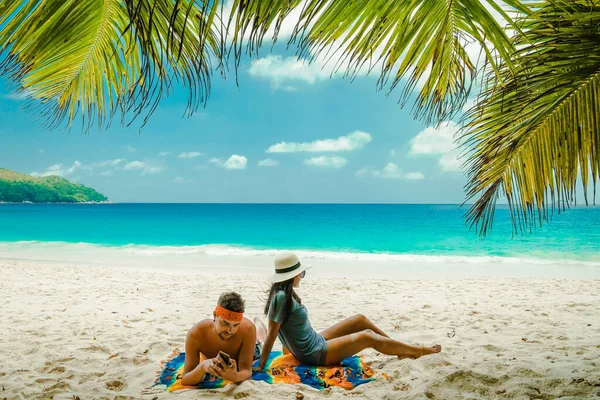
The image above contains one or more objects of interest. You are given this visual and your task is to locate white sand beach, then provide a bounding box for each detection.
[1,252,599,399]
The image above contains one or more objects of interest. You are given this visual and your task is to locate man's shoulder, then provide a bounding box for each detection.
[239,317,257,337]
[188,319,214,338]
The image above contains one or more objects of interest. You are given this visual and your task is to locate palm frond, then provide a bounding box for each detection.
[463,0,600,236]
[226,0,529,125]
[0,0,221,131]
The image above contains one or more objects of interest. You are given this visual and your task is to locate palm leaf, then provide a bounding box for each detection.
[0,0,221,130]
[463,0,600,235]
[225,0,530,125]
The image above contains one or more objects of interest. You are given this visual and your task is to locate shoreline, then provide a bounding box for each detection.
[1,258,599,399]
[1,240,600,280]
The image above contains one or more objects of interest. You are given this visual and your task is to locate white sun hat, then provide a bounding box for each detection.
[268,251,312,283]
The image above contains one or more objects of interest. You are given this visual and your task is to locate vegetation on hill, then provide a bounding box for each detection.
[0,168,108,203]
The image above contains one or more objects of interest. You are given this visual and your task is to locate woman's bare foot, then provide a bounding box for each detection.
[422,344,442,356]
[398,344,441,360]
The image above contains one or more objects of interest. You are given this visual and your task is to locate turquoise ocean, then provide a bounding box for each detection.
[0,203,599,266]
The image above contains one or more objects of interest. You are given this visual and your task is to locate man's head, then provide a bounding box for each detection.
[213,291,245,341]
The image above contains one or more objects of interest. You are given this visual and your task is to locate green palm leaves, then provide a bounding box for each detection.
[221,0,528,124]
[464,0,600,235]
[0,0,220,130]
[1,0,598,235]
[0,0,522,129]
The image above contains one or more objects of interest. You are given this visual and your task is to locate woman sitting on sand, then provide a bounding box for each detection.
[255,252,441,370]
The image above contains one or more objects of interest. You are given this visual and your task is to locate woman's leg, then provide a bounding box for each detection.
[319,314,390,340]
[324,329,441,365]
[254,316,290,354]
[253,316,267,342]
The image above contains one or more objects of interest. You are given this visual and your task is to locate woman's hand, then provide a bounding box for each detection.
[252,365,265,373]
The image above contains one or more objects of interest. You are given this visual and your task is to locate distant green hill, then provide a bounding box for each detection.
[0,168,108,203]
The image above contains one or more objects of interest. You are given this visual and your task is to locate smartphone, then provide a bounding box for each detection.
[218,350,231,366]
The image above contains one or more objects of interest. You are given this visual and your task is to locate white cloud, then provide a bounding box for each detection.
[123,161,145,171]
[224,155,247,170]
[171,176,196,183]
[177,151,202,159]
[210,155,248,170]
[355,167,370,177]
[123,160,165,175]
[143,166,166,175]
[93,159,125,168]
[249,55,336,89]
[439,152,463,172]
[303,156,348,168]
[159,151,173,157]
[258,158,279,167]
[125,145,136,153]
[405,172,426,180]
[369,163,425,180]
[31,159,125,178]
[30,158,163,179]
[409,121,463,173]
[410,121,459,155]
[31,161,89,178]
[267,131,371,153]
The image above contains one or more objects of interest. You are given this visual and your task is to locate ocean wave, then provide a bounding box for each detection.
[4,241,596,267]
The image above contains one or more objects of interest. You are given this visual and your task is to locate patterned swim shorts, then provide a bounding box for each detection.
[253,340,264,361]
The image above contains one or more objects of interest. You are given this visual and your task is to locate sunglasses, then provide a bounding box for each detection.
[300,270,306,278]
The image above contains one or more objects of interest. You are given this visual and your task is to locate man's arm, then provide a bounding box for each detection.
[235,323,257,382]
[181,328,212,386]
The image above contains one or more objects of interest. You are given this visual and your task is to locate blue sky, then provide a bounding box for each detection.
[0,41,469,203]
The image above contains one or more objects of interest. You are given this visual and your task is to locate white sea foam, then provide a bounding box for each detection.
[3,240,600,268]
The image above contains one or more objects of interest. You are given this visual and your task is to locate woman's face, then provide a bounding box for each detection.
[293,270,305,287]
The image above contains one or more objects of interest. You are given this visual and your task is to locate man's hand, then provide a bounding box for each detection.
[198,358,214,373]
[181,357,214,386]
[208,358,239,382]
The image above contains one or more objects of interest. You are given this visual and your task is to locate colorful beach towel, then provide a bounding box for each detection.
[150,350,374,392]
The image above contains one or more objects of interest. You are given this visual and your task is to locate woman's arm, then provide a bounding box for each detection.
[257,319,281,370]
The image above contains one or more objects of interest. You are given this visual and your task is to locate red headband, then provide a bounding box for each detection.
[214,305,243,322]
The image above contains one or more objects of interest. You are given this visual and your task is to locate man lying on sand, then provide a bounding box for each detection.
[181,291,267,385]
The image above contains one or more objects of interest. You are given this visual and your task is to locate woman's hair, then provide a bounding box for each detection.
[264,277,302,323]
